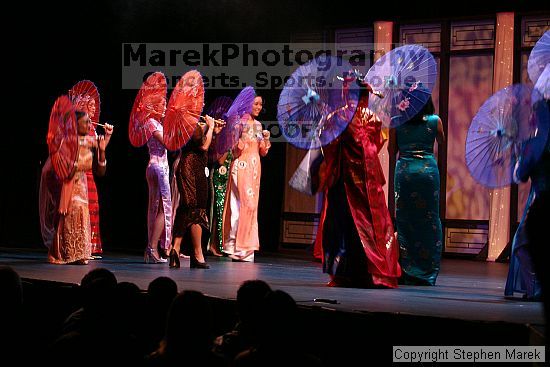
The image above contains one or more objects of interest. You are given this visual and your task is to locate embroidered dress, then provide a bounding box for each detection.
[146,118,172,252]
[86,129,102,255]
[222,118,270,261]
[394,115,443,285]
[48,136,95,264]
[315,95,401,288]
[211,150,233,253]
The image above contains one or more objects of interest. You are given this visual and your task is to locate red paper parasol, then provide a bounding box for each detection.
[68,80,101,131]
[164,70,205,151]
[128,72,167,147]
[47,95,78,180]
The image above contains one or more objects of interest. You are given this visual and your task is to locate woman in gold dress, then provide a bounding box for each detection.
[48,111,113,264]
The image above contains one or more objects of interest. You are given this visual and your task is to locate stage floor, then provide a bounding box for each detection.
[1,247,544,327]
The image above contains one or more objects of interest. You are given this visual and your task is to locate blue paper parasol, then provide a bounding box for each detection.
[206,96,233,161]
[277,56,360,149]
[516,93,550,182]
[465,84,543,188]
[365,44,437,128]
[288,147,323,195]
[215,86,256,156]
[206,96,233,120]
[534,64,549,100]
[528,31,550,85]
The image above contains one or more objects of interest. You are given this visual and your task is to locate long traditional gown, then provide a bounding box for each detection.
[87,169,102,255]
[48,136,96,264]
[211,150,233,254]
[506,188,543,300]
[172,129,209,254]
[394,115,443,285]
[505,100,548,300]
[146,118,172,252]
[86,128,102,256]
[39,157,61,250]
[315,95,401,288]
[222,117,270,262]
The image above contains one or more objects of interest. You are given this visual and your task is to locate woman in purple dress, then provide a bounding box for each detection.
[144,95,172,264]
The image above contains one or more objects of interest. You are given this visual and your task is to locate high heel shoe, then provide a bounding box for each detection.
[208,245,225,257]
[144,247,168,264]
[169,249,180,268]
[190,256,210,269]
[159,248,170,259]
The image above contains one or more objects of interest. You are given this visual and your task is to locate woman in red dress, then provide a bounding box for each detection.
[314,81,401,288]
[70,84,104,258]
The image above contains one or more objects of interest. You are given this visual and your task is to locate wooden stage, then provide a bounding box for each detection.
[2,246,546,365]
[1,246,544,327]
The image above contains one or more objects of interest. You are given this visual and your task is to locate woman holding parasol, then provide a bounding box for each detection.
[314,75,401,288]
[129,71,171,264]
[69,80,105,258]
[46,96,113,264]
[164,70,225,268]
[204,96,234,257]
[222,90,271,262]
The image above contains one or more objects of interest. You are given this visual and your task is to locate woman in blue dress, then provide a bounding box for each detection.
[394,96,445,285]
[505,97,548,301]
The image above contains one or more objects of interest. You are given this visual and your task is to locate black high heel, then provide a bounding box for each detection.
[160,248,170,260]
[190,256,209,269]
[169,249,180,268]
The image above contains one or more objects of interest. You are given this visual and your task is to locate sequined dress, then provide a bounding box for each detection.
[173,132,209,247]
[211,150,233,253]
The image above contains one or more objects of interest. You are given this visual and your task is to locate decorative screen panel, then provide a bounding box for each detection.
[451,20,495,51]
[400,23,441,52]
[446,54,493,220]
[521,16,550,47]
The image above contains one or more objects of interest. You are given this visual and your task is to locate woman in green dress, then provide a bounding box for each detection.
[394,96,445,285]
[210,149,233,255]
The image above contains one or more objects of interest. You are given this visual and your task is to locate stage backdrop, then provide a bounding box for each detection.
[282,15,549,257]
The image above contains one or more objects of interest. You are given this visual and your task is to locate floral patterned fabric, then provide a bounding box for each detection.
[394,115,442,285]
[222,117,270,259]
[146,118,172,251]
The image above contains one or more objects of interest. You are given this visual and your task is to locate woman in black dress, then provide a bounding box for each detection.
[170,115,221,268]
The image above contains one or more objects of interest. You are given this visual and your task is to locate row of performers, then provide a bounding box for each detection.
[40,78,440,289]
[40,93,270,269]
[39,80,546,294]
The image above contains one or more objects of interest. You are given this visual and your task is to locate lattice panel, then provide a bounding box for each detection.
[335,28,374,45]
[400,23,441,52]
[521,16,550,47]
[283,219,319,245]
[334,27,374,69]
[445,226,488,254]
[451,20,495,51]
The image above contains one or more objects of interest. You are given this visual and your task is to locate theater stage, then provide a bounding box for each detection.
[2,246,546,365]
[1,246,543,325]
